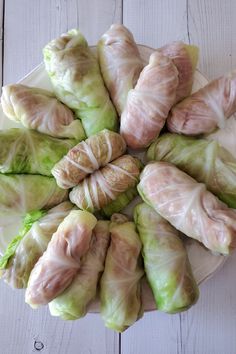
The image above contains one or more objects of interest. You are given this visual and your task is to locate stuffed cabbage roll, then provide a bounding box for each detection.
[101,187,138,217]
[134,203,199,313]
[120,51,179,149]
[159,41,199,102]
[138,162,236,254]
[167,70,236,135]
[1,84,85,140]
[0,202,74,288]
[43,29,118,137]
[69,155,141,212]
[49,220,110,320]
[147,133,236,208]
[100,214,143,332]
[25,210,97,308]
[0,174,68,213]
[98,24,143,115]
[52,129,126,189]
[0,128,75,176]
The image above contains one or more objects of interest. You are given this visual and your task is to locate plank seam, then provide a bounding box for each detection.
[186,0,190,44]
[1,0,5,86]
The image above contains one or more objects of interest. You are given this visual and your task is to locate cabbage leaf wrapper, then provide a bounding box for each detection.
[49,220,110,320]
[0,174,68,213]
[167,70,236,135]
[1,84,85,140]
[25,210,97,308]
[101,187,138,217]
[120,51,179,149]
[43,29,118,137]
[134,203,199,313]
[98,24,143,115]
[100,214,144,332]
[0,128,76,176]
[147,133,236,208]
[159,41,199,102]
[52,129,126,189]
[0,202,74,288]
[69,155,141,212]
[138,162,236,255]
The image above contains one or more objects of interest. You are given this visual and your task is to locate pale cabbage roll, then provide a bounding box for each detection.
[98,24,143,115]
[0,202,74,288]
[1,84,85,140]
[49,220,110,320]
[0,128,75,175]
[100,214,143,332]
[167,70,236,135]
[134,203,199,313]
[120,51,179,149]
[69,155,141,212]
[52,129,126,189]
[43,29,118,137]
[25,210,97,308]
[159,41,199,102]
[147,133,236,208]
[138,162,236,255]
[0,174,68,213]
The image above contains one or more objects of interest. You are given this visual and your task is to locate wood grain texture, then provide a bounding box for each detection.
[123,0,189,49]
[4,0,122,84]
[188,0,236,79]
[1,1,122,353]
[0,282,118,354]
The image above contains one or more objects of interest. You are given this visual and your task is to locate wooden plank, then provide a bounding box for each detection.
[188,0,236,79]
[3,0,122,84]
[123,0,189,49]
[1,1,122,353]
[0,282,118,354]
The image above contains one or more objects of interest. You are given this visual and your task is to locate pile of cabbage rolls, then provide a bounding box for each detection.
[1,24,236,332]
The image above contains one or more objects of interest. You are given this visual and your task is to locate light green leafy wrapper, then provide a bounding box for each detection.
[100,214,143,332]
[0,202,74,288]
[49,220,110,320]
[147,133,236,208]
[0,174,68,213]
[134,203,199,314]
[43,29,118,137]
[0,128,76,176]
[101,187,138,217]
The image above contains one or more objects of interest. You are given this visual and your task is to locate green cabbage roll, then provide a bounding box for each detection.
[0,174,68,213]
[49,220,110,320]
[0,128,75,176]
[43,29,118,137]
[1,84,85,140]
[0,202,74,288]
[147,133,236,208]
[100,214,144,332]
[134,203,199,313]
[101,187,138,217]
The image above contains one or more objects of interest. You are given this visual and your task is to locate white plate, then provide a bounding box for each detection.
[0,45,226,312]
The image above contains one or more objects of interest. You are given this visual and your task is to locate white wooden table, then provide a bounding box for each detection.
[1,1,236,353]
